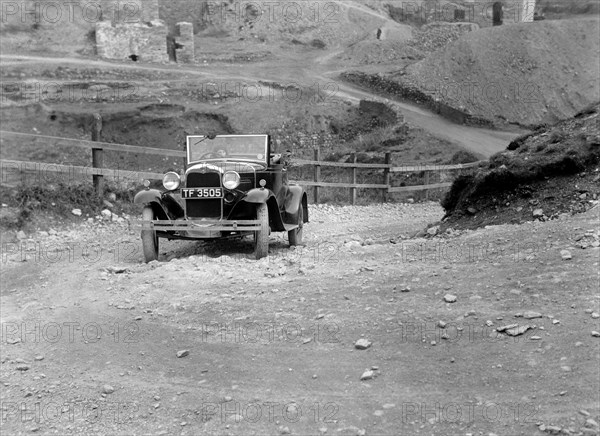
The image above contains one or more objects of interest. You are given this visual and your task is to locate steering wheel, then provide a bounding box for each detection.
[200,149,227,159]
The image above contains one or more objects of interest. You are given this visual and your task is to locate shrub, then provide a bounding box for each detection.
[310,39,326,49]
[549,131,566,144]
[448,150,479,164]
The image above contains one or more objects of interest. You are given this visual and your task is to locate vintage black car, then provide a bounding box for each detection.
[134,134,308,262]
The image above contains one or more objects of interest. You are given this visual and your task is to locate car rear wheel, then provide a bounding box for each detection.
[288,205,304,246]
[254,203,269,259]
[141,206,159,263]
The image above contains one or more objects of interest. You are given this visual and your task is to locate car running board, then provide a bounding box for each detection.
[282,223,299,232]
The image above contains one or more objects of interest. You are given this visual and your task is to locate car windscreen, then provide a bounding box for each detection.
[187,135,268,163]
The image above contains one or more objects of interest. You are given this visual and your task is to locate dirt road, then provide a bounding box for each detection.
[1,203,599,435]
[0,53,521,158]
[325,79,522,157]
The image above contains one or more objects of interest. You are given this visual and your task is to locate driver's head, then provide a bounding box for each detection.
[215,149,227,157]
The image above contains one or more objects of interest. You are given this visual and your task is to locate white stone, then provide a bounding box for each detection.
[560,250,572,260]
[355,339,372,350]
[360,370,374,381]
[443,294,457,303]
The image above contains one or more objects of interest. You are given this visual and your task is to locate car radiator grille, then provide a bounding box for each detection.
[185,172,222,218]
[239,177,254,191]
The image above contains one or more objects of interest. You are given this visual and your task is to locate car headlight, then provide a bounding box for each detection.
[162,172,180,191]
[223,171,240,190]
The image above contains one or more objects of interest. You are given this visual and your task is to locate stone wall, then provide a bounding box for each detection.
[144,0,161,23]
[474,0,538,24]
[96,20,168,63]
[388,0,538,27]
[175,22,195,63]
[95,0,194,64]
[521,0,537,22]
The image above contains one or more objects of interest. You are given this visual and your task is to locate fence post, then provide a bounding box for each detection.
[313,147,320,204]
[383,152,391,203]
[350,152,356,205]
[424,170,430,201]
[91,113,103,196]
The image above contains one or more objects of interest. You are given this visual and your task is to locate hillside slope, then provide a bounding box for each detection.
[440,102,600,230]
[394,17,600,127]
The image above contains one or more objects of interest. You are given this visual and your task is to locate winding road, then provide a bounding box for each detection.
[1,48,523,157]
[331,80,522,157]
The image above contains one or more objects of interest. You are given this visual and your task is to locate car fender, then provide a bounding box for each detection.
[243,188,272,204]
[283,185,308,224]
[266,196,286,232]
[236,193,286,232]
[134,189,162,205]
[134,190,183,220]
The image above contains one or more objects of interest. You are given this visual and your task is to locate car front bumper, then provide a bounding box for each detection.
[142,219,262,233]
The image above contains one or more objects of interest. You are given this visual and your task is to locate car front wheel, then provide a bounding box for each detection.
[254,203,269,259]
[141,206,159,263]
[288,205,303,246]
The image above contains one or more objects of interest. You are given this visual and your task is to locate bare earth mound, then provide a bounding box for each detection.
[440,102,600,230]
[397,17,600,127]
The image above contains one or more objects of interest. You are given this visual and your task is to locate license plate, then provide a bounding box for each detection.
[181,188,223,199]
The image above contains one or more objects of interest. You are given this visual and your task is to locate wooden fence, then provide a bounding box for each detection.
[0,129,484,204]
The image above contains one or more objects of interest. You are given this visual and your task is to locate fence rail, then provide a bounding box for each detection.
[293,158,392,169]
[388,182,453,193]
[0,126,486,204]
[0,159,163,183]
[1,130,186,158]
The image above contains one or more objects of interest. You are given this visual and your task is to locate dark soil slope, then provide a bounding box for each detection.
[441,102,600,230]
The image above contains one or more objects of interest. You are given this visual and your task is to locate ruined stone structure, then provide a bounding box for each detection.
[521,0,537,22]
[475,0,538,25]
[175,22,195,63]
[96,21,169,63]
[392,0,537,27]
[95,0,194,64]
